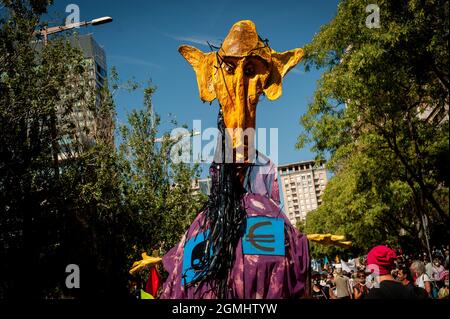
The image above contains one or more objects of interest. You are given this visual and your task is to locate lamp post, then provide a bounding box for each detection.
[36,16,112,178]
[39,16,113,45]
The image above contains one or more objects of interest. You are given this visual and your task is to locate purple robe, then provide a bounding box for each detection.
[160,154,310,299]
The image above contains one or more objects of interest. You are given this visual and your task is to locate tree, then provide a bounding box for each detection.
[298,0,449,256]
[0,0,205,299]
[118,86,205,255]
[0,0,96,298]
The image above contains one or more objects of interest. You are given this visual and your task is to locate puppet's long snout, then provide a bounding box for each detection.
[231,67,256,162]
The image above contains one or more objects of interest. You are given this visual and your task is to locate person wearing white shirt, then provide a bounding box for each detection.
[410,260,432,297]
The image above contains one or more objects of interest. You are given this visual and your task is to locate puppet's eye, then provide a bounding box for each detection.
[225,64,235,74]
[244,63,255,77]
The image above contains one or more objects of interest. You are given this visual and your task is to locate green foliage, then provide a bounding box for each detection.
[118,85,204,254]
[0,1,204,299]
[299,0,449,257]
[0,0,96,298]
[295,219,306,233]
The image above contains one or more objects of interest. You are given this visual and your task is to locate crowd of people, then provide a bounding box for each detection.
[310,245,449,299]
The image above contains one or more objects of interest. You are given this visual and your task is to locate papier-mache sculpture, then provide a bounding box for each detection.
[160,20,310,299]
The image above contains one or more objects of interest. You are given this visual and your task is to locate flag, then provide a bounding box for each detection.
[311,259,321,272]
[341,260,357,273]
[140,289,154,299]
[145,266,161,297]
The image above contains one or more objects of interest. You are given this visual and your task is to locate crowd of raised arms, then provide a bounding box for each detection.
[310,245,449,299]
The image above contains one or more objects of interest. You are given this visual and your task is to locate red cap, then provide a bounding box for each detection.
[367,245,397,275]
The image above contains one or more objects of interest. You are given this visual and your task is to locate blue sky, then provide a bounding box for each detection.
[44,0,339,176]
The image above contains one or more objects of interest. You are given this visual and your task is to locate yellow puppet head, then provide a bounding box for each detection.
[179,20,303,161]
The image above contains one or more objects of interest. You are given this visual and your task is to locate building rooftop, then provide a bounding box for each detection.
[33,33,106,68]
[278,159,326,170]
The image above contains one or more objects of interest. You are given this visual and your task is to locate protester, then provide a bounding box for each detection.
[353,270,368,299]
[325,273,337,299]
[410,260,433,297]
[432,258,445,282]
[334,267,353,299]
[397,265,415,296]
[365,245,416,299]
[311,276,329,299]
[437,271,449,299]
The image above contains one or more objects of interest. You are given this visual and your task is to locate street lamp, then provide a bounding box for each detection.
[90,16,113,26]
[38,16,113,45]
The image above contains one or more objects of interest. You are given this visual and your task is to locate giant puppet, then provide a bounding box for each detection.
[160,20,310,299]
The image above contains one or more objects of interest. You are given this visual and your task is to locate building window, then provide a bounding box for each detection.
[96,62,107,78]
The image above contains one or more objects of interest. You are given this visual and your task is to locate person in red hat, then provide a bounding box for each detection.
[365,245,416,299]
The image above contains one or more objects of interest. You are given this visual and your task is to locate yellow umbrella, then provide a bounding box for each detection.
[129,252,162,275]
[307,233,352,248]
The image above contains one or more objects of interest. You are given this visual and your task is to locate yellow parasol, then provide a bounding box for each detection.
[129,252,162,275]
[307,233,352,248]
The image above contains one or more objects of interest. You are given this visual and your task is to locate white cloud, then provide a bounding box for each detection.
[108,55,162,69]
[164,33,221,48]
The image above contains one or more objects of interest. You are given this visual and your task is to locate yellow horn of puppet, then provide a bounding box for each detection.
[178,45,217,103]
[263,47,304,101]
